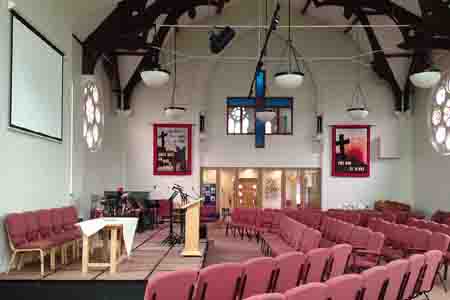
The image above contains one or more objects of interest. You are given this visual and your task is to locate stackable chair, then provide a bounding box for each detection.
[402,254,426,300]
[303,248,331,283]
[361,266,389,300]
[326,274,364,300]
[298,228,321,253]
[195,263,243,300]
[144,269,198,300]
[284,283,328,300]
[273,252,307,293]
[239,257,277,300]
[348,226,371,250]
[5,212,59,276]
[415,250,444,300]
[384,259,410,300]
[327,244,352,279]
[351,232,384,271]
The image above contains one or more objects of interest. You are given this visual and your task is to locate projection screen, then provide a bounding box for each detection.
[9,11,64,142]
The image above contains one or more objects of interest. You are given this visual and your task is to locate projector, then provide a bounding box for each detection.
[209,26,236,54]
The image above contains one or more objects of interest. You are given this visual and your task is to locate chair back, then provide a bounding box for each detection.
[325,274,363,300]
[402,254,426,300]
[304,248,331,283]
[195,263,243,300]
[328,244,352,278]
[273,252,307,293]
[144,269,198,300]
[245,293,286,300]
[240,257,277,299]
[420,250,444,293]
[361,266,388,300]
[384,259,409,300]
[285,283,328,300]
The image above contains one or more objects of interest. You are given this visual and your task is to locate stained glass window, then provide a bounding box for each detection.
[430,74,450,155]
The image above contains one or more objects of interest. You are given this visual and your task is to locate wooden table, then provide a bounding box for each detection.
[82,224,123,274]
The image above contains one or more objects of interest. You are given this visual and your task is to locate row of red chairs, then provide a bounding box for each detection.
[320,217,385,271]
[431,210,450,225]
[145,250,443,300]
[260,215,322,257]
[4,206,81,275]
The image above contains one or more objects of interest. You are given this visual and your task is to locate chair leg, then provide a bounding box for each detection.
[39,250,45,276]
[438,271,448,293]
[7,251,17,273]
[17,253,25,270]
[50,248,56,271]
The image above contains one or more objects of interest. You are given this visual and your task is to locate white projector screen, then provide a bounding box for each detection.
[9,11,64,142]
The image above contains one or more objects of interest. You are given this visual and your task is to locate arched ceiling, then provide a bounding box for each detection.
[69,0,450,112]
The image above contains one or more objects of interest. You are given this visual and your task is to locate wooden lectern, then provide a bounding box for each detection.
[181,198,203,257]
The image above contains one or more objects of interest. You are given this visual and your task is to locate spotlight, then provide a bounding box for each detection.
[209,26,236,54]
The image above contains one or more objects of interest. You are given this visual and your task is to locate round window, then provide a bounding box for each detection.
[82,79,104,152]
[430,73,450,155]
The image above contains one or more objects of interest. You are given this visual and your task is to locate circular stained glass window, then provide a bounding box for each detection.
[430,73,450,155]
[82,79,104,152]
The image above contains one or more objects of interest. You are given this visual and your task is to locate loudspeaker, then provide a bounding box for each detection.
[200,113,206,133]
[209,26,236,54]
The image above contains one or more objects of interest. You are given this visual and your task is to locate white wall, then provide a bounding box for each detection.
[414,53,450,215]
[110,1,414,209]
[0,0,73,272]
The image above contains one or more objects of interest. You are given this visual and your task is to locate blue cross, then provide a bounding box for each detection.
[227,69,292,148]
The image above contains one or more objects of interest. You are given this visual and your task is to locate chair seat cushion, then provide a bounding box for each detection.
[382,247,404,260]
[319,238,335,248]
[270,242,295,257]
[50,232,76,244]
[17,239,56,250]
[352,255,377,269]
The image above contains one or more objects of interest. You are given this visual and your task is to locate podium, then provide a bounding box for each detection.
[181,198,203,257]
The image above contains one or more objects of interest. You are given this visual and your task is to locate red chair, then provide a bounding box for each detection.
[195,263,243,300]
[384,259,409,300]
[144,269,198,300]
[239,257,277,299]
[285,282,328,300]
[348,226,371,250]
[416,250,444,300]
[299,228,321,253]
[402,254,426,300]
[361,266,389,300]
[327,244,352,279]
[351,232,384,271]
[304,248,331,283]
[273,252,307,293]
[5,212,59,276]
[325,274,363,300]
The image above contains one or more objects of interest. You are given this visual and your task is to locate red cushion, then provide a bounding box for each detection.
[50,232,76,244]
[23,212,40,242]
[5,213,28,247]
[51,208,64,234]
[36,209,53,239]
[17,239,56,250]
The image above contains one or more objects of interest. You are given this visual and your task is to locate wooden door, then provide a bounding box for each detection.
[238,179,258,208]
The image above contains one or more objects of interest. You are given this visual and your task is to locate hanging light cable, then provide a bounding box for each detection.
[164,29,186,120]
[347,28,369,120]
[274,0,304,89]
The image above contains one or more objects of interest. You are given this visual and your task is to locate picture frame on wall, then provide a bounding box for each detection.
[153,124,192,176]
[331,125,371,177]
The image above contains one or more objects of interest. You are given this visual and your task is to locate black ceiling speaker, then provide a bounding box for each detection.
[209,26,236,54]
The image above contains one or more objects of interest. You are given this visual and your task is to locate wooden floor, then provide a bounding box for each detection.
[0,225,207,281]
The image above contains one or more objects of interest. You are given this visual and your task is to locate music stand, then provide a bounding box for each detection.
[161,190,183,245]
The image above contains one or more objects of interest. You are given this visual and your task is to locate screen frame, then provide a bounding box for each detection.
[9,10,65,143]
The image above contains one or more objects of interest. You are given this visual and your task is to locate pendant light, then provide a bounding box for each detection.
[274,0,304,89]
[164,29,186,120]
[347,29,369,120]
[141,51,170,87]
[409,54,441,89]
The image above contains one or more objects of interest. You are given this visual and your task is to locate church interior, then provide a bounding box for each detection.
[0,1,450,300]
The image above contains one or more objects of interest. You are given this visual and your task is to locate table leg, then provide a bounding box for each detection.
[82,235,89,274]
[110,228,118,274]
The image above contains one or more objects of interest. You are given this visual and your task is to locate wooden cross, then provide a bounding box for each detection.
[158,131,168,150]
[336,134,350,155]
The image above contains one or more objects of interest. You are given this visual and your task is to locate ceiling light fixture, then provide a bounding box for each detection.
[141,66,170,87]
[274,0,304,89]
[256,110,277,122]
[164,29,186,120]
[410,67,441,89]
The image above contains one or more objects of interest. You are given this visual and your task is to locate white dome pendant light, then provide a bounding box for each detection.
[164,29,186,120]
[409,54,441,89]
[256,110,277,122]
[347,29,369,120]
[274,0,304,89]
[141,50,170,87]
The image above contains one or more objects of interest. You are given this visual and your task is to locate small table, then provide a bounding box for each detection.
[77,217,138,275]
[81,224,123,274]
